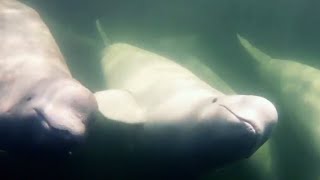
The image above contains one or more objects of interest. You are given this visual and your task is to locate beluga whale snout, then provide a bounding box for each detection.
[32,79,97,145]
[214,95,278,154]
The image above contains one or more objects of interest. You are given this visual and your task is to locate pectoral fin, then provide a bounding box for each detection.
[94,90,145,124]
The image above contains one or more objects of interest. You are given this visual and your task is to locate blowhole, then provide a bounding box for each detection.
[26,96,33,101]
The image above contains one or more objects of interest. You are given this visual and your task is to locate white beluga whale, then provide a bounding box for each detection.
[0,0,97,153]
[93,21,278,166]
[238,34,320,179]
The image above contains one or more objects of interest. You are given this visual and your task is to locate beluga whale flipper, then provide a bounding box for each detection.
[94,21,278,168]
[0,0,98,153]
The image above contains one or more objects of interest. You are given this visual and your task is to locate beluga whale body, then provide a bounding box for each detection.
[0,0,97,153]
[93,21,278,168]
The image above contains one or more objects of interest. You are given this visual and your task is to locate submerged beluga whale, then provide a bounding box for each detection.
[0,0,97,152]
[93,21,278,167]
[238,35,320,179]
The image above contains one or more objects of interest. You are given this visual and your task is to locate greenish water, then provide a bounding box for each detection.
[6,0,320,179]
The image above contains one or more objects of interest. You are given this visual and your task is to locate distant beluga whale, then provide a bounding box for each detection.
[238,35,320,179]
[0,0,97,153]
[93,21,278,166]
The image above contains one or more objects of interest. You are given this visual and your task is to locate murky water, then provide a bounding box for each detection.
[2,0,320,179]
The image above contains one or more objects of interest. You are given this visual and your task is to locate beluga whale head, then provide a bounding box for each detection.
[26,78,98,152]
[198,94,278,157]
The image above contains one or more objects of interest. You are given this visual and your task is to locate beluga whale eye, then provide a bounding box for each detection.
[26,96,33,101]
[212,98,218,103]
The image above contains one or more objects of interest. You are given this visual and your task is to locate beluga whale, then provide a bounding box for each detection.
[238,35,320,179]
[93,20,278,168]
[0,0,98,153]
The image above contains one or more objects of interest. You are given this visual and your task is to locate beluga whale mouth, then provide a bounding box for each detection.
[219,104,257,134]
[34,108,51,130]
[33,108,82,144]
[217,95,278,154]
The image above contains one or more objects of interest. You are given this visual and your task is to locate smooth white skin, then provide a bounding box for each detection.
[95,43,278,156]
[0,1,97,147]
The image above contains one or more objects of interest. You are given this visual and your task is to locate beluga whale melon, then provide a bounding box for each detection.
[93,20,278,169]
[0,0,98,153]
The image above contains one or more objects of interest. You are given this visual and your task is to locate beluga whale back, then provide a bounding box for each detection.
[0,0,98,153]
[94,20,278,167]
